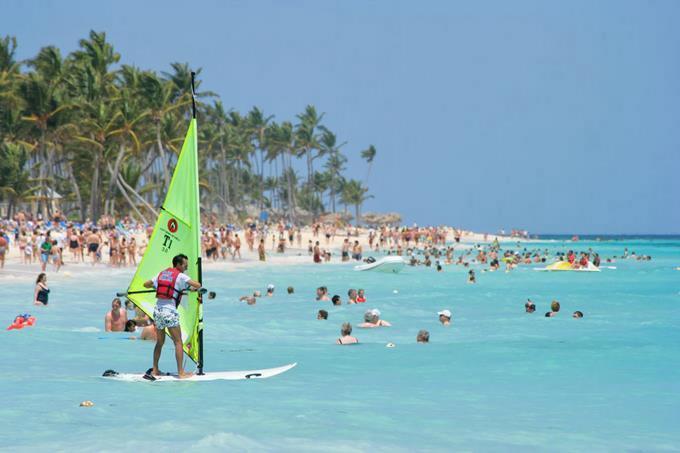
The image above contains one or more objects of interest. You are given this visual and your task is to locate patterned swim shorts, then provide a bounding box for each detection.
[153,305,180,330]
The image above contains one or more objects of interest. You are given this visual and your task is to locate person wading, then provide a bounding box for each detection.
[143,254,202,379]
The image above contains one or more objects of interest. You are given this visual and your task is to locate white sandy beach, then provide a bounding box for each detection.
[0,226,518,283]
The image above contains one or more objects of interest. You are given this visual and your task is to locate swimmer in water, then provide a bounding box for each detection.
[317,309,328,320]
[572,310,583,318]
[336,322,358,345]
[525,299,536,313]
[417,330,430,343]
[545,300,560,317]
[437,309,452,326]
[316,287,330,301]
[468,269,476,284]
[239,291,261,305]
[358,309,391,328]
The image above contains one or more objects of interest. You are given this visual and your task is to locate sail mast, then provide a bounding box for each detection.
[191,71,205,375]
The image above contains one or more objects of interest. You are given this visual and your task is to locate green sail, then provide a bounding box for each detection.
[126,118,202,364]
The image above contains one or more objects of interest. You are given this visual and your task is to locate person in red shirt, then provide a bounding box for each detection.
[567,250,575,264]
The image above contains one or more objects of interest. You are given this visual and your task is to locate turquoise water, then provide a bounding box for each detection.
[2,239,680,451]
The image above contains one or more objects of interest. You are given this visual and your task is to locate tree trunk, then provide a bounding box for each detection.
[285,151,295,222]
[37,128,47,219]
[105,161,158,218]
[259,148,265,210]
[89,148,101,221]
[115,177,149,224]
[365,162,372,187]
[65,158,84,221]
[219,143,230,217]
[104,142,127,215]
[114,168,159,219]
[156,122,171,190]
[305,147,312,192]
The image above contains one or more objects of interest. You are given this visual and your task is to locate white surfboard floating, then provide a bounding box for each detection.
[102,362,297,382]
[354,256,406,273]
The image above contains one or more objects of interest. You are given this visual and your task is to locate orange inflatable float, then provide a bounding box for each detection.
[6,314,36,330]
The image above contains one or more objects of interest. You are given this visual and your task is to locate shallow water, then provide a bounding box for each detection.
[2,239,680,451]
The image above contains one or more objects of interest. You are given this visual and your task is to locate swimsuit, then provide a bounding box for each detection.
[88,243,98,253]
[37,286,49,305]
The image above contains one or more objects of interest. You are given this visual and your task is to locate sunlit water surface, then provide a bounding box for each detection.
[1,238,679,451]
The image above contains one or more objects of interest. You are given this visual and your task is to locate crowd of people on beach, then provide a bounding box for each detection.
[2,209,656,345]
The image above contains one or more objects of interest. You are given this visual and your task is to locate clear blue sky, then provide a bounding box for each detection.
[3,0,679,234]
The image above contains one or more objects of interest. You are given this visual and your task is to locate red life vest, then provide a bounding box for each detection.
[356,296,366,303]
[156,267,182,306]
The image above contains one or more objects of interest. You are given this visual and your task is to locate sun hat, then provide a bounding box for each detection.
[370,308,381,317]
[267,284,275,290]
[437,309,452,318]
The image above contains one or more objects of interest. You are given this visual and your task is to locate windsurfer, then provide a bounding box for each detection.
[143,254,202,378]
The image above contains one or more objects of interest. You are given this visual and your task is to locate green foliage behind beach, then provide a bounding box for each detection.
[0,32,376,223]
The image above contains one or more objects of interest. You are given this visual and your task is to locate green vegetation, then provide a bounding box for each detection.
[0,31,376,223]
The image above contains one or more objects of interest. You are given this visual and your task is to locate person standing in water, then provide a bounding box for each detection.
[143,254,202,379]
[258,238,266,262]
[34,273,50,305]
[0,230,7,269]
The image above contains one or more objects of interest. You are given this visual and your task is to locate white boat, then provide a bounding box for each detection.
[534,261,601,272]
[354,256,406,273]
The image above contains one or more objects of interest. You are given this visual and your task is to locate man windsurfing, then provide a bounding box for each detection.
[143,253,202,379]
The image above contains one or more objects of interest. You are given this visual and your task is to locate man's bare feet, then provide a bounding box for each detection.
[151,368,164,376]
[177,371,194,379]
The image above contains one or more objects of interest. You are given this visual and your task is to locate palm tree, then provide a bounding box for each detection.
[204,101,233,215]
[295,105,324,192]
[0,142,37,218]
[1,31,381,224]
[340,179,372,225]
[320,128,347,213]
[21,46,72,217]
[361,144,377,185]
[139,71,188,188]
[105,75,149,216]
[68,31,120,220]
[247,106,274,209]
[0,36,24,114]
